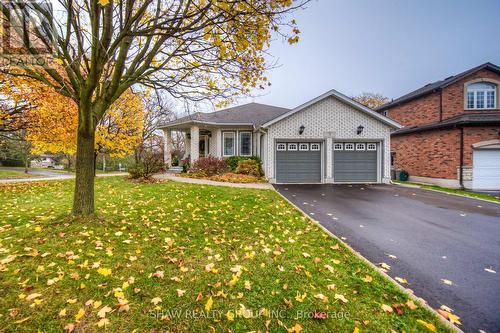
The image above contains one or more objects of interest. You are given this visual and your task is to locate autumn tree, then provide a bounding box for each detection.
[1,0,307,216]
[352,92,390,110]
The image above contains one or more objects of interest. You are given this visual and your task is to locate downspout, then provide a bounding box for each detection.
[439,88,443,122]
[459,126,464,189]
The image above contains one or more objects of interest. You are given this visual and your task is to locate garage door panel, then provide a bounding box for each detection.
[473,149,500,190]
[276,144,321,183]
[333,145,378,183]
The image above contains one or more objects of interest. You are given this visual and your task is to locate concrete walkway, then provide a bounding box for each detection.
[0,172,127,184]
[153,173,273,190]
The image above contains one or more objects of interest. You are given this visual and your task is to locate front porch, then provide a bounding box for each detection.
[162,123,260,167]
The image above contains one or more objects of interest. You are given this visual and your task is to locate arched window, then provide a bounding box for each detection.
[466,82,497,109]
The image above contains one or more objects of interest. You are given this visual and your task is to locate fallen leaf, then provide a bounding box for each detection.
[362,275,373,283]
[97,306,112,318]
[395,277,408,284]
[334,294,348,303]
[75,308,85,321]
[97,268,112,276]
[177,289,186,297]
[205,296,213,311]
[151,297,162,305]
[441,279,453,285]
[417,319,436,332]
[381,304,393,313]
[406,299,418,310]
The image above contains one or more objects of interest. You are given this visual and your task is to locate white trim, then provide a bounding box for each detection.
[261,89,403,129]
[310,143,320,151]
[239,131,252,156]
[299,143,309,151]
[222,131,236,157]
[333,143,343,151]
[344,143,355,151]
[158,120,254,129]
[356,143,366,151]
[276,143,286,151]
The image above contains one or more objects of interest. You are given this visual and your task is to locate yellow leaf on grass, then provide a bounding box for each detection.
[151,297,162,305]
[362,275,373,283]
[353,328,360,333]
[96,318,110,327]
[75,308,85,321]
[381,304,393,313]
[406,299,418,310]
[97,306,112,318]
[417,319,436,332]
[226,311,235,321]
[205,296,213,311]
[334,294,348,303]
[97,268,112,276]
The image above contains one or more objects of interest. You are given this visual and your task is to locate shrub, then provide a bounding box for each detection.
[235,159,261,177]
[128,150,164,179]
[224,156,263,175]
[189,156,228,176]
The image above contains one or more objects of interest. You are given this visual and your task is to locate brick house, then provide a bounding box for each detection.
[377,62,500,190]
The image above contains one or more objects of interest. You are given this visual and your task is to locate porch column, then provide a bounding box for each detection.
[256,131,261,157]
[163,129,172,166]
[190,125,199,162]
[183,133,191,159]
[214,129,222,157]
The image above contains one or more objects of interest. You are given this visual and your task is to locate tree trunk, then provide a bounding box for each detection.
[72,128,96,216]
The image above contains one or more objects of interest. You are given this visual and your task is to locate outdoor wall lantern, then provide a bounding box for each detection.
[299,125,305,135]
[357,125,364,135]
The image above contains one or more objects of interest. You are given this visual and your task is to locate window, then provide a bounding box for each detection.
[310,143,320,151]
[344,143,355,151]
[333,143,343,151]
[299,143,309,151]
[391,152,396,166]
[466,82,497,109]
[367,143,377,151]
[223,132,236,156]
[382,111,388,117]
[356,143,366,151]
[239,132,252,156]
[288,143,298,151]
[277,143,286,151]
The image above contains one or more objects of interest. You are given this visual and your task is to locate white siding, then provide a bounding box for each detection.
[264,96,392,183]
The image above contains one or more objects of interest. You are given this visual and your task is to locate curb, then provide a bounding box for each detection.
[392,181,500,205]
[273,189,463,333]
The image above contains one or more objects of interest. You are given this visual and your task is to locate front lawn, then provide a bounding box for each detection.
[0,170,42,180]
[0,177,451,332]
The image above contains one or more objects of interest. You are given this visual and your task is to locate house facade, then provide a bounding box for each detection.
[159,89,401,184]
[377,63,500,190]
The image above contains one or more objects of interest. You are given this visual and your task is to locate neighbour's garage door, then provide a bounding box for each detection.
[473,149,500,190]
[276,142,321,183]
[333,142,378,182]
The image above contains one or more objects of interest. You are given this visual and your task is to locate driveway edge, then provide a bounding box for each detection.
[393,181,500,205]
[274,189,463,333]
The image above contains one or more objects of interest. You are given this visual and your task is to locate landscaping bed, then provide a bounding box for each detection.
[0,177,452,332]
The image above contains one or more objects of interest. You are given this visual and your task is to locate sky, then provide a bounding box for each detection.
[231,0,500,110]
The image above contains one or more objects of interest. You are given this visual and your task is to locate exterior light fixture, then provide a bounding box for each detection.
[357,125,364,135]
[299,125,305,135]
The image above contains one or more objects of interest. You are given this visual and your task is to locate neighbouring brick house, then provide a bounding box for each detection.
[377,62,500,190]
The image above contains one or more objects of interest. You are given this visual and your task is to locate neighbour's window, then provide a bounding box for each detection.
[288,143,298,151]
[239,132,252,156]
[223,132,236,156]
[277,143,286,151]
[356,143,366,151]
[299,143,309,151]
[382,111,389,117]
[310,143,320,151]
[466,82,497,109]
[391,152,396,166]
[344,143,355,151]
[367,143,377,151]
[333,143,343,150]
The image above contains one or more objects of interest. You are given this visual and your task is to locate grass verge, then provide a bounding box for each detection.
[0,177,453,332]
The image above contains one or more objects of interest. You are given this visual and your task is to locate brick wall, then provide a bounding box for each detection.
[442,69,500,120]
[392,126,500,180]
[392,129,460,179]
[386,68,500,127]
[386,92,440,127]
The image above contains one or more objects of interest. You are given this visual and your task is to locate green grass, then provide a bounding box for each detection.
[395,181,500,203]
[0,170,42,179]
[31,168,74,174]
[0,177,451,332]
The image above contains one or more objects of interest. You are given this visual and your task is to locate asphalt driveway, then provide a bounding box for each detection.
[274,184,500,333]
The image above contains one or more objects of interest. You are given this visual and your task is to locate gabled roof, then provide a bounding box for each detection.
[158,102,290,129]
[261,89,402,129]
[378,62,500,111]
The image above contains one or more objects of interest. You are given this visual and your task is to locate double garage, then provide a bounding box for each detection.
[275,141,380,183]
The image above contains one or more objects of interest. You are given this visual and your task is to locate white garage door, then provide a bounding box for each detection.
[473,149,500,190]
